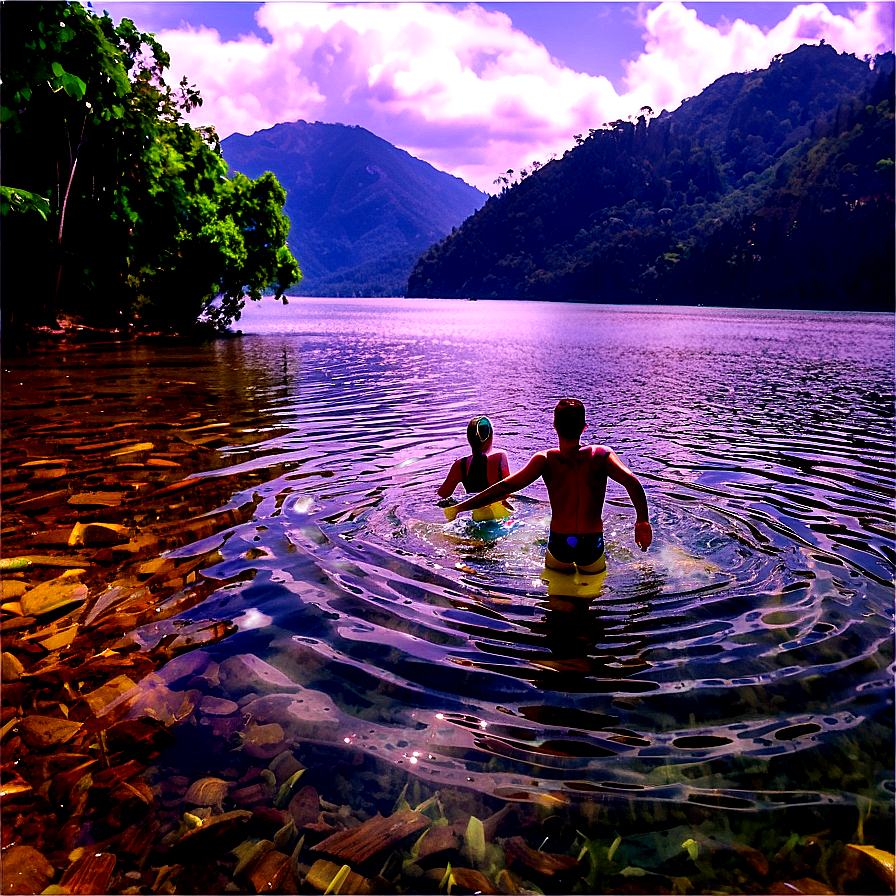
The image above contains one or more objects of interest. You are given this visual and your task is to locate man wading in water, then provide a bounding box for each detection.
[444,399,652,572]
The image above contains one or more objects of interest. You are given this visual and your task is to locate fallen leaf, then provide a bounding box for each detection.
[37,623,79,651]
[1,652,25,681]
[82,674,137,714]
[846,844,896,889]
[17,714,82,748]
[20,577,88,617]
[68,491,128,507]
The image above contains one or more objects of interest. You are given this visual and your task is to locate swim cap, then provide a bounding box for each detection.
[467,416,493,444]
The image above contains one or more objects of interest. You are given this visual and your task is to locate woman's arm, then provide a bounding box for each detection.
[437,459,463,499]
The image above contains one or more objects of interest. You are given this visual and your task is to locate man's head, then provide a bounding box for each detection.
[467,416,494,452]
[554,398,586,440]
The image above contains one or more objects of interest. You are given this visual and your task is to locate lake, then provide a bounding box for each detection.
[2,297,893,892]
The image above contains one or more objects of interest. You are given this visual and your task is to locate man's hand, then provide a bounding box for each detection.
[635,521,652,551]
[444,505,460,522]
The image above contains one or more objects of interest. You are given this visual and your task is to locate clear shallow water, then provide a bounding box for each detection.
[9,299,895,828]
[165,298,894,817]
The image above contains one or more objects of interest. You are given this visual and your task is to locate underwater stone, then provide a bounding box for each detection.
[269,750,304,785]
[241,721,287,759]
[67,521,130,547]
[287,785,320,828]
[239,693,342,742]
[156,650,212,687]
[219,654,300,697]
[231,781,275,806]
[0,844,55,894]
[200,695,239,716]
[184,777,229,808]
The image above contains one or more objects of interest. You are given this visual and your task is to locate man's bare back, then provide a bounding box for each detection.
[443,400,652,566]
[542,444,609,533]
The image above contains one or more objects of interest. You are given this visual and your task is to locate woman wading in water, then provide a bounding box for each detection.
[438,416,513,520]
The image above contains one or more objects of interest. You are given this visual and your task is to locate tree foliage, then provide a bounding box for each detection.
[408,45,894,311]
[1,1,300,332]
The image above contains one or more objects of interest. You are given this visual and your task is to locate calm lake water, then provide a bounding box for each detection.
[6,298,894,859]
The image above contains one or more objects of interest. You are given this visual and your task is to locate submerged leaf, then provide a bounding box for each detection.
[846,844,896,886]
[324,863,352,895]
[275,767,306,808]
[36,623,79,651]
[464,815,486,866]
[1,652,25,681]
[233,838,273,877]
[1,557,32,572]
[607,834,622,862]
[109,442,155,457]
[306,860,370,895]
[19,576,87,617]
[19,715,81,748]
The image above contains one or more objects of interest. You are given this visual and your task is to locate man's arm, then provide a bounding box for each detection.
[445,453,546,521]
[437,459,463,499]
[605,450,652,550]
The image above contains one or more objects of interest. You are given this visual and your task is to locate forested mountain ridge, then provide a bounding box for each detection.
[222,121,486,297]
[407,44,894,310]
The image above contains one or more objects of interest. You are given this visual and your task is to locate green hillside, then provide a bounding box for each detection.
[407,44,894,311]
[222,121,486,297]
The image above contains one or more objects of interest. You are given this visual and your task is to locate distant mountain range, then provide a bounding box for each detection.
[221,121,486,297]
[408,44,894,311]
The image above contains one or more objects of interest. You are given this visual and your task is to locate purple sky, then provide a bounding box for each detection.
[96,2,894,192]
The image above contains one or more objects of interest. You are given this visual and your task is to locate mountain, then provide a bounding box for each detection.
[221,121,486,297]
[407,44,894,311]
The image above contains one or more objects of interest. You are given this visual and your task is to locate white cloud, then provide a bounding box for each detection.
[623,2,895,114]
[156,2,894,192]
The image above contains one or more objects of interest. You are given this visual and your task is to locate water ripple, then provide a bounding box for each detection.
[151,301,894,812]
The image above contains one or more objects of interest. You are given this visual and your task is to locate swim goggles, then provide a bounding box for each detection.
[475,416,492,442]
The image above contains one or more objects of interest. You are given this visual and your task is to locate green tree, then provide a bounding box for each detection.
[1,1,300,333]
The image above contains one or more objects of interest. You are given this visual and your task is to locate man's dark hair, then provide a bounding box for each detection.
[554,398,586,439]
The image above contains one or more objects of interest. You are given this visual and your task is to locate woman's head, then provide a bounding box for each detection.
[467,415,493,452]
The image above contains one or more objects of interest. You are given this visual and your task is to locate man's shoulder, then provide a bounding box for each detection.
[585,444,612,463]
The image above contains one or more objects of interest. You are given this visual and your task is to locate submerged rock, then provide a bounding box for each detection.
[219,654,300,697]
[183,776,229,809]
[0,844,55,894]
